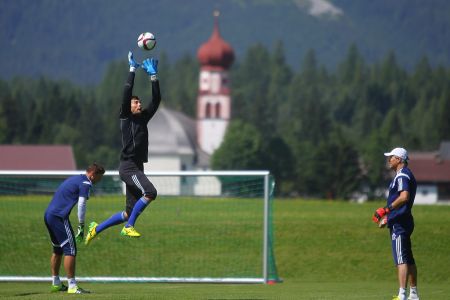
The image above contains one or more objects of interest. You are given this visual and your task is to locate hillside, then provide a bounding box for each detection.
[1,0,450,84]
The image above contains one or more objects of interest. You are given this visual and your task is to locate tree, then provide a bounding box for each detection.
[301,128,361,199]
[437,88,450,140]
[232,44,271,128]
[211,120,264,170]
[282,49,331,146]
[267,40,292,138]
[260,136,295,196]
[337,44,367,86]
[360,131,390,199]
[0,80,10,143]
[163,53,198,117]
[0,104,6,143]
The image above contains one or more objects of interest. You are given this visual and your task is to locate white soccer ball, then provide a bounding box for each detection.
[137,32,156,51]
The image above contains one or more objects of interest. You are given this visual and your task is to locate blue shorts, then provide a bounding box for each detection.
[390,224,415,265]
[44,213,77,256]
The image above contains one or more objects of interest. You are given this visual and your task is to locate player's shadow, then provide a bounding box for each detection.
[14,292,43,297]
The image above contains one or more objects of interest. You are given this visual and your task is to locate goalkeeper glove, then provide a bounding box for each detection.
[142,58,158,81]
[378,216,388,228]
[128,51,140,72]
[75,223,85,244]
[372,206,391,223]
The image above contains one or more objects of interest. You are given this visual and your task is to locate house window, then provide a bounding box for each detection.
[438,183,450,201]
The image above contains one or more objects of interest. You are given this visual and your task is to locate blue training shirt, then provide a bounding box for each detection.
[386,167,416,227]
[45,174,92,218]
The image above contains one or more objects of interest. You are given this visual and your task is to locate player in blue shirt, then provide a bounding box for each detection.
[44,163,105,294]
[372,148,419,300]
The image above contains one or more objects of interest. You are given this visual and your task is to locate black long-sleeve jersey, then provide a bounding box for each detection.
[119,72,161,163]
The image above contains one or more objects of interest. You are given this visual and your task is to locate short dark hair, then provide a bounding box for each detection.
[131,95,140,101]
[86,162,105,175]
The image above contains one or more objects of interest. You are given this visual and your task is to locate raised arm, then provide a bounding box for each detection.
[142,58,161,120]
[119,52,140,118]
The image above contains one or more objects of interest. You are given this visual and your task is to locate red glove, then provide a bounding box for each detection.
[372,207,390,223]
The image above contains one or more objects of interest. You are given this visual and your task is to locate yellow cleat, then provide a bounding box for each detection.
[84,222,98,245]
[120,226,141,237]
[67,286,90,294]
[50,283,67,292]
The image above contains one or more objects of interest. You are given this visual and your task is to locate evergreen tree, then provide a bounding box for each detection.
[314,129,361,199]
[361,131,390,198]
[437,88,450,140]
[232,44,271,129]
[211,120,264,170]
[164,53,198,117]
[267,40,292,137]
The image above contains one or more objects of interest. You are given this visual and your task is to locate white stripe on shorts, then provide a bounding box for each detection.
[396,235,403,264]
[64,219,76,256]
[132,174,145,194]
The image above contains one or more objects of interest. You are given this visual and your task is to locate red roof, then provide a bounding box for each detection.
[197,11,234,70]
[0,145,76,170]
[409,152,450,182]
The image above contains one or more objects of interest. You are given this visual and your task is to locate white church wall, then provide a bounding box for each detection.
[198,119,228,154]
[145,155,182,195]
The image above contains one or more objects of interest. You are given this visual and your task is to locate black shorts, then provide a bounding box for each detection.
[119,160,157,216]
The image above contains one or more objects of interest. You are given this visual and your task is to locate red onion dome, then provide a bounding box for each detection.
[197,11,235,70]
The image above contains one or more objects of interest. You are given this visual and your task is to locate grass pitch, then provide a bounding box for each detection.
[0,281,448,299]
[0,198,449,299]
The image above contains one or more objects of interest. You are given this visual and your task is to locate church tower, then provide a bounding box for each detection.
[196,11,235,155]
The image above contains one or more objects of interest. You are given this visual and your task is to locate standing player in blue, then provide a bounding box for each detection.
[372,147,420,300]
[85,51,160,244]
[44,163,105,294]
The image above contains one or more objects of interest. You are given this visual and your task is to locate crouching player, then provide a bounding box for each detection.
[44,163,105,294]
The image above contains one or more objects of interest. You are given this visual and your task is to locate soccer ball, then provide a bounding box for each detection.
[137,32,156,51]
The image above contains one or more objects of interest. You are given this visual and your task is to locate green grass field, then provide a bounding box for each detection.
[1,197,449,299]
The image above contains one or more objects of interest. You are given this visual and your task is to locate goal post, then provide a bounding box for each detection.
[0,170,280,284]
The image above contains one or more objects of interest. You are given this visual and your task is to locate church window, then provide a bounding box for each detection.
[215,103,221,118]
[205,103,212,118]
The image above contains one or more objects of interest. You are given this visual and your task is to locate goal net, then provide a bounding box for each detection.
[0,170,279,284]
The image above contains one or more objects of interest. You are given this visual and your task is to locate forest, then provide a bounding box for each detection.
[1,43,449,199]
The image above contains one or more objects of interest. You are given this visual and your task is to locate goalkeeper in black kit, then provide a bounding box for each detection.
[85,51,161,244]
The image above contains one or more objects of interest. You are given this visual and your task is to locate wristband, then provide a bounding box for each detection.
[150,74,158,81]
[384,204,393,213]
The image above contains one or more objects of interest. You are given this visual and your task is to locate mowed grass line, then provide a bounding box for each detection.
[0,281,448,299]
[0,198,449,299]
